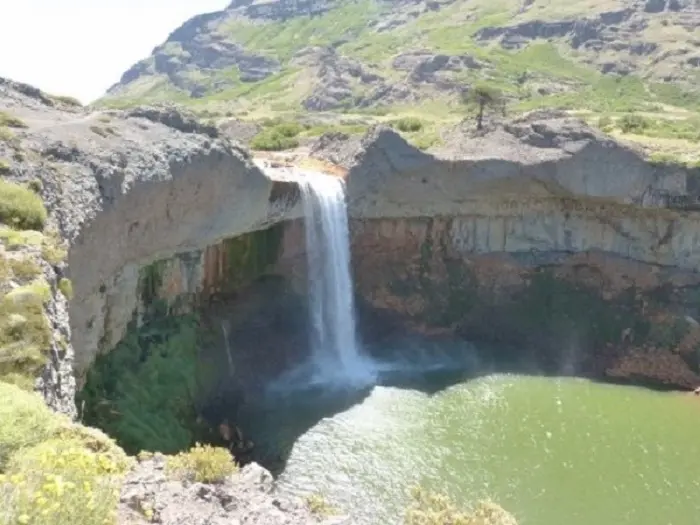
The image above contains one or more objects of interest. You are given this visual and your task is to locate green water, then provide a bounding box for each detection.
[241,373,700,524]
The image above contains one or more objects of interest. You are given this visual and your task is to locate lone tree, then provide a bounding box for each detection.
[461,84,504,130]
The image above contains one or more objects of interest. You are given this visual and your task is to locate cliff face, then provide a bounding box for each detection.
[0,78,302,413]
[308,122,700,387]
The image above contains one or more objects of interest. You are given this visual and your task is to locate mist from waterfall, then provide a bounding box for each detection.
[299,173,375,387]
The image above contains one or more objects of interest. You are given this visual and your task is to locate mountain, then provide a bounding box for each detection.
[100,0,700,158]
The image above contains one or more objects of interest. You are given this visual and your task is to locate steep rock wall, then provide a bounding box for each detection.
[317,121,700,388]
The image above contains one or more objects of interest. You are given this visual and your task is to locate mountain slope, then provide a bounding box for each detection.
[103,0,700,112]
[100,0,700,159]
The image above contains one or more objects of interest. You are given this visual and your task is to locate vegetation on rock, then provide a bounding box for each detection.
[461,85,504,130]
[405,487,517,525]
[0,382,131,525]
[166,443,238,483]
[0,180,47,231]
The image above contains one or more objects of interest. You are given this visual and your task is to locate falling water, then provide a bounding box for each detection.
[299,173,374,385]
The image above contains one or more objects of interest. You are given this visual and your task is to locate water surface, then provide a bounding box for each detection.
[239,372,700,525]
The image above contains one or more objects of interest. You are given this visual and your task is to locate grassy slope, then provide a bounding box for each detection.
[99,0,700,159]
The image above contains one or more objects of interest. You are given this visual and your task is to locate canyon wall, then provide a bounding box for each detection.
[319,121,700,387]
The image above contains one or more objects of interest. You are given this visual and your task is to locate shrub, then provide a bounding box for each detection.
[9,258,42,281]
[51,95,82,107]
[0,160,9,175]
[41,232,67,265]
[597,115,613,131]
[27,180,42,195]
[392,117,423,132]
[405,487,518,525]
[166,443,238,483]
[0,180,47,230]
[618,113,649,134]
[0,128,14,143]
[0,111,27,129]
[250,121,303,151]
[1,437,126,525]
[0,382,59,469]
[0,281,52,384]
[58,278,73,299]
[305,493,337,517]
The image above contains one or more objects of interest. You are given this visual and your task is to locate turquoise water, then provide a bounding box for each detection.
[240,373,700,524]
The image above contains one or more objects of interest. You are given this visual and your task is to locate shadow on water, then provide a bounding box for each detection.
[224,331,689,477]
[230,335,516,476]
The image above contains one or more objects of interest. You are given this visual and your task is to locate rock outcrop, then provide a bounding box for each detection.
[119,456,349,525]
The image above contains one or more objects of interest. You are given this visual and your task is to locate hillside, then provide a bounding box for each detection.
[100,0,700,158]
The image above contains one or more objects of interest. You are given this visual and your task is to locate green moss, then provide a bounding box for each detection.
[0,180,48,230]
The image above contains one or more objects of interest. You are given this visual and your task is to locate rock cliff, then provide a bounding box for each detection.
[310,121,700,387]
[1,77,302,408]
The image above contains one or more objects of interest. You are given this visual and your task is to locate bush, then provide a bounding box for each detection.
[1,437,127,525]
[305,493,337,517]
[0,160,9,175]
[392,117,423,132]
[0,180,48,231]
[9,258,41,281]
[597,115,613,131]
[0,383,59,469]
[405,487,517,525]
[250,121,303,151]
[58,278,73,299]
[51,95,82,107]
[0,283,52,385]
[618,114,649,134]
[166,443,238,483]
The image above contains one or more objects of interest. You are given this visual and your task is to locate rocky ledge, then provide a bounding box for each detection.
[120,457,349,525]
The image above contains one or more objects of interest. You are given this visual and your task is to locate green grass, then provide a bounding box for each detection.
[0,180,48,231]
[219,0,382,61]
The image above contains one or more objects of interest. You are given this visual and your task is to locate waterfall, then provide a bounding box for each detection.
[299,173,374,385]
